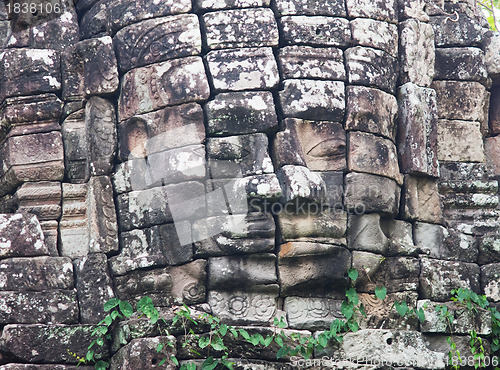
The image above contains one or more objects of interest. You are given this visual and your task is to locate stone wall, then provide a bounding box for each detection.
[0,0,499,368]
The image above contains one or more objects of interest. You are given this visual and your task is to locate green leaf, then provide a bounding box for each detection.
[96,338,104,346]
[348,320,359,332]
[348,268,358,281]
[345,287,359,305]
[318,335,328,348]
[375,286,387,300]
[110,310,120,320]
[394,301,409,317]
[276,345,290,359]
[211,337,225,351]
[202,356,218,370]
[95,360,109,370]
[119,300,134,318]
[219,323,228,336]
[156,342,164,352]
[263,336,273,346]
[86,350,94,362]
[198,336,210,349]
[417,307,426,323]
[239,329,250,340]
[274,336,284,347]
[230,327,238,338]
[136,296,153,311]
[103,298,120,312]
[158,358,167,366]
[249,334,260,346]
[341,301,354,320]
[171,356,179,366]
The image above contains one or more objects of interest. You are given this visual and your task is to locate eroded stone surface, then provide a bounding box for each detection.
[430,14,483,47]
[348,131,403,185]
[399,19,435,87]
[481,263,500,302]
[203,8,278,50]
[206,48,279,92]
[114,15,201,72]
[0,213,48,259]
[345,86,398,141]
[345,46,398,93]
[110,336,177,370]
[278,46,345,80]
[279,209,346,243]
[350,18,398,57]
[280,16,351,47]
[346,0,397,22]
[280,79,345,121]
[277,165,326,204]
[275,0,346,16]
[195,0,269,10]
[401,175,442,223]
[437,120,485,162]
[483,31,500,80]
[398,83,439,176]
[118,57,210,121]
[420,257,480,301]
[435,47,488,83]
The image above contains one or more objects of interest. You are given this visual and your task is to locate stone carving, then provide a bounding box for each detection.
[284,296,343,329]
[62,36,119,100]
[118,57,210,120]
[114,15,202,72]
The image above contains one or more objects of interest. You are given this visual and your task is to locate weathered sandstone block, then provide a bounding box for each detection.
[350,18,398,57]
[278,46,345,80]
[280,16,350,47]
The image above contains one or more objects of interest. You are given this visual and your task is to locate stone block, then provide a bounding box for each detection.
[114,260,207,305]
[432,80,489,124]
[481,263,500,302]
[272,126,306,168]
[60,178,118,258]
[278,46,345,80]
[280,79,345,121]
[285,119,346,171]
[62,36,119,100]
[206,91,278,136]
[79,0,111,39]
[0,49,61,101]
[0,365,92,369]
[74,253,116,324]
[0,324,109,363]
[479,235,500,264]
[274,0,346,16]
[317,171,344,209]
[485,136,500,175]
[414,222,478,262]
[352,252,420,293]
[490,87,500,134]
[345,46,398,93]
[341,330,446,369]
[39,220,59,257]
[284,296,343,330]
[0,131,64,197]
[209,287,278,325]
[277,165,326,204]
[0,94,63,140]
[401,175,442,223]
[384,219,418,256]
[483,31,500,81]
[398,82,439,176]
[278,244,351,296]
[280,16,350,47]
[207,133,273,177]
[418,299,491,335]
[279,209,346,243]
[345,86,398,141]
[114,15,201,72]
[12,183,61,227]
[347,131,403,185]
[430,14,483,47]
[435,47,488,83]
[110,336,177,370]
[203,8,278,50]
[437,120,485,162]
[346,0,397,22]
[420,257,480,301]
[0,20,10,48]
[118,103,204,161]
[348,214,389,254]
[208,254,277,289]
[0,291,78,324]
[108,0,192,34]
[425,334,492,364]
[397,0,429,21]
[0,256,73,291]
[110,223,193,275]
[350,18,398,57]
[62,98,117,181]
[27,0,79,51]
[195,0,269,10]
[399,19,435,87]
[345,172,401,215]
[118,57,210,121]
[206,48,279,92]
[0,213,48,259]
[193,212,275,257]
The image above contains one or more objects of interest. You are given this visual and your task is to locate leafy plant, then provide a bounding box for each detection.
[476,0,500,31]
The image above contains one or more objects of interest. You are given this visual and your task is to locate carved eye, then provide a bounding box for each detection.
[307,138,345,158]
